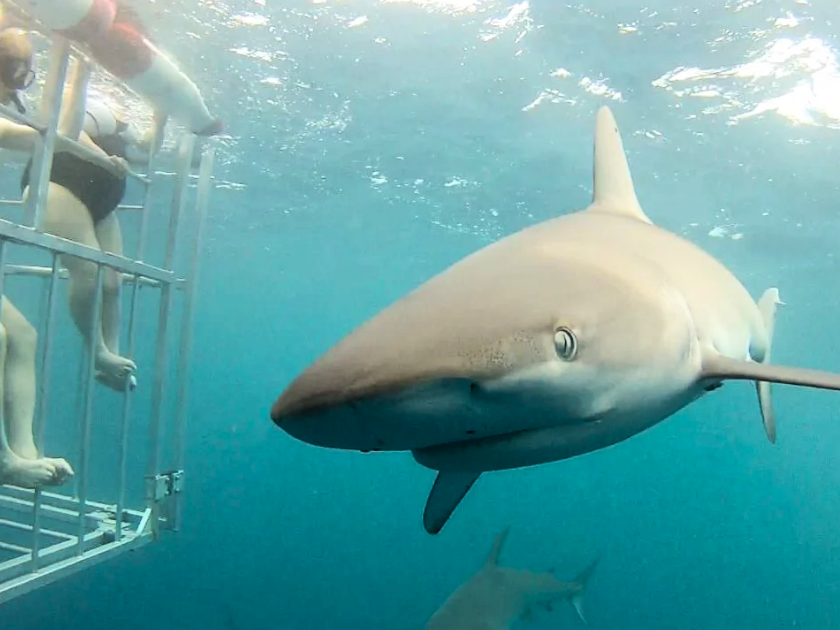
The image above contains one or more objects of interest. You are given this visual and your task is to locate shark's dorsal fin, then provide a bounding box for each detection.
[485,525,511,567]
[589,106,651,224]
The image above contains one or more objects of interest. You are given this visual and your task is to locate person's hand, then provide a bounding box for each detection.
[108,155,129,177]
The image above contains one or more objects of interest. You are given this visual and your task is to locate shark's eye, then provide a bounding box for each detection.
[554,327,577,361]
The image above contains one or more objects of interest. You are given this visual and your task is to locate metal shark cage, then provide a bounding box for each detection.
[0,30,214,605]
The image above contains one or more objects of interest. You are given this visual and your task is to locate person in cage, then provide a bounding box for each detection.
[0,26,75,487]
[21,56,168,394]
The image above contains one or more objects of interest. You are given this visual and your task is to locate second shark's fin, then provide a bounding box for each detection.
[485,525,511,567]
[569,557,599,625]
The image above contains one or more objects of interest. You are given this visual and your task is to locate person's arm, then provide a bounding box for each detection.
[0,118,125,175]
[0,117,42,153]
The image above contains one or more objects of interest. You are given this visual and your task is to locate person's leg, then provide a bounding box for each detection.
[3,297,38,459]
[92,213,136,390]
[92,212,123,355]
[33,183,136,383]
[0,297,73,487]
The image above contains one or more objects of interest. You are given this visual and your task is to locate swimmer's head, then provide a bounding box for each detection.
[0,28,34,112]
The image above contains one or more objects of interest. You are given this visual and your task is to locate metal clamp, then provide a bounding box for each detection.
[144,470,185,502]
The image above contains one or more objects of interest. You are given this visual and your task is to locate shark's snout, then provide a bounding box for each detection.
[270,372,334,425]
[270,368,487,453]
[270,398,284,424]
[270,392,299,425]
[269,359,374,448]
[272,396,372,451]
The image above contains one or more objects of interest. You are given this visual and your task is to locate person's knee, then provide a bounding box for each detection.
[102,270,122,297]
[66,259,101,288]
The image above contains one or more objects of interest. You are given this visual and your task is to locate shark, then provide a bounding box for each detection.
[270,105,840,534]
[424,527,597,630]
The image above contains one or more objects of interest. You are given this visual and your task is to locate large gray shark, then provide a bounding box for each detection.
[424,527,597,630]
[271,106,840,534]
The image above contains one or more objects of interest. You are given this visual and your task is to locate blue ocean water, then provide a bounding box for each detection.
[4,0,840,628]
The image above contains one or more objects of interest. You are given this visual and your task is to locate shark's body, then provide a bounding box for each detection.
[424,527,597,630]
[271,106,840,534]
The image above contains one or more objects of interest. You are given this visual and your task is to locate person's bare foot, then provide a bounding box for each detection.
[0,451,74,488]
[95,369,137,392]
[95,349,136,391]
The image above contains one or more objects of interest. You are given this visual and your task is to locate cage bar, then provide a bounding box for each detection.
[22,37,69,231]
[29,254,60,573]
[170,147,214,532]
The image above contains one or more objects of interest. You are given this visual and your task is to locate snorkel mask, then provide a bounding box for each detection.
[0,55,34,91]
[0,28,35,114]
[1,57,34,113]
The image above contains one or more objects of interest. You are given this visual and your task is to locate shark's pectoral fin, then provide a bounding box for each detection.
[702,353,840,392]
[422,470,481,535]
[756,379,776,443]
[755,288,784,443]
